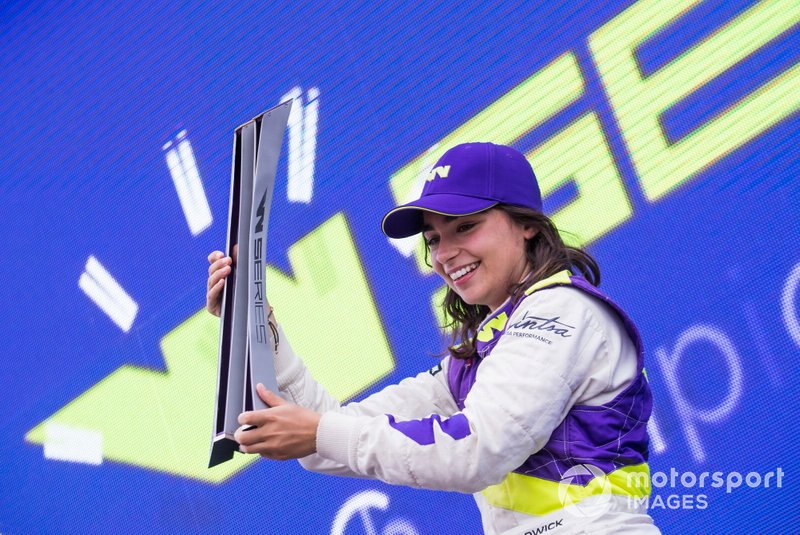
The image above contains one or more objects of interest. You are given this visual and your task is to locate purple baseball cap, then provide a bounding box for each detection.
[381,142,542,239]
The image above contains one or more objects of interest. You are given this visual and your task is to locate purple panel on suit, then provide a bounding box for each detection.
[445,272,653,483]
[387,413,472,446]
[447,357,478,412]
[514,373,652,484]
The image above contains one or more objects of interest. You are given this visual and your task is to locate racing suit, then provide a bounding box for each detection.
[272,270,659,534]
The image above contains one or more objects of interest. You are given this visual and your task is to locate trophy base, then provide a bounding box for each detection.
[209,433,240,468]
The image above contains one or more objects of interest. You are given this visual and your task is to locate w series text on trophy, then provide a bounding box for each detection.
[209,100,293,468]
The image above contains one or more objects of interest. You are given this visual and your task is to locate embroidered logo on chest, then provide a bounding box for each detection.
[505,310,575,345]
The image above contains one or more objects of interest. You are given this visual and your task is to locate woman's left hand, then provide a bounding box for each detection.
[234,384,321,460]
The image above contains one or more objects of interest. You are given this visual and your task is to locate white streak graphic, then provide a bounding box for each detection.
[782,262,800,350]
[165,130,212,235]
[43,422,103,465]
[79,255,138,332]
[282,86,319,203]
[647,411,666,454]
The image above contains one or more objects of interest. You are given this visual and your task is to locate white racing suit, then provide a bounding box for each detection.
[272,270,660,534]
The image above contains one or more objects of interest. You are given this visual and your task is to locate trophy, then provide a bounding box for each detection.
[209,100,293,467]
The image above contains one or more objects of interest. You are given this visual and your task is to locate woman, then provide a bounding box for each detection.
[207,142,659,534]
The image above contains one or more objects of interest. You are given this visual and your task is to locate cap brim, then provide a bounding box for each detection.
[381,194,498,239]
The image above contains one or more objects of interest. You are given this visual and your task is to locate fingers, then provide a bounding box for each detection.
[206,265,229,315]
[206,251,234,316]
[206,283,223,316]
[208,255,232,277]
[208,278,224,296]
[256,384,286,407]
[237,410,260,427]
[234,412,263,447]
[234,396,283,445]
[207,263,231,292]
[235,389,286,430]
[234,425,257,452]
[234,410,274,454]
[234,402,318,459]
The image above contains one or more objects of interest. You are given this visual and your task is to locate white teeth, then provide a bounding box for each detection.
[450,262,479,281]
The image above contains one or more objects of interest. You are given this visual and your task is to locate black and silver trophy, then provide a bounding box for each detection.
[209,100,293,467]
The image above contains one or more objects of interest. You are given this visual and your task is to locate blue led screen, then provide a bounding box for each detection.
[1,1,799,533]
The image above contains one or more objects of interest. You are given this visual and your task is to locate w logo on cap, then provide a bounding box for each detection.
[426,165,451,182]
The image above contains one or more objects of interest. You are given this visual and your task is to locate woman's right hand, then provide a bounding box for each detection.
[207,249,234,317]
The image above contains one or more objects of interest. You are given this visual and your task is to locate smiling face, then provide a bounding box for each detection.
[422,208,537,312]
